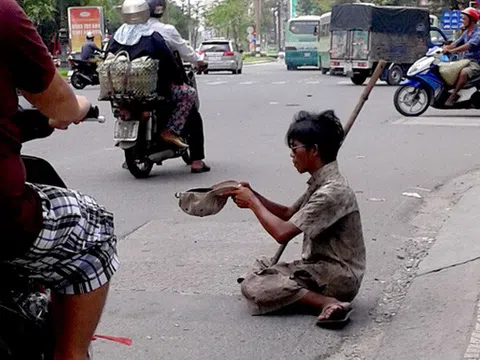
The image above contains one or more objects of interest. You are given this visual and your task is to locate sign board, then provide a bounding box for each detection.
[441,10,462,30]
[68,7,104,53]
[247,26,254,34]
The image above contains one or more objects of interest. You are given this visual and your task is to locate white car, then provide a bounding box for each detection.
[198,39,243,75]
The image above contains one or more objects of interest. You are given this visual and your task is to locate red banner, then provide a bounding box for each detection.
[68,7,104,53]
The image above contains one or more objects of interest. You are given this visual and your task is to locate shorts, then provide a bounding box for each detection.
[6,184,119,295]
[463,61,480,79]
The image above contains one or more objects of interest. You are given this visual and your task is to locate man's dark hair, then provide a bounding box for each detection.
[286,110,345,163]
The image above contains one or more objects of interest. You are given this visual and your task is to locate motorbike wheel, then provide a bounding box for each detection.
[394,85,432,117]
[124,147,153,178]
[386,65,403,86]
[351,73,368,85]
[71,73,87,90]
[181,150,192,165]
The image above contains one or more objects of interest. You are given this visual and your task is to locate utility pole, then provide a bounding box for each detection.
[254,0,261,53]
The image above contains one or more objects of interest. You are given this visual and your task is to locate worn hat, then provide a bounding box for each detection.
[175,180,240,217]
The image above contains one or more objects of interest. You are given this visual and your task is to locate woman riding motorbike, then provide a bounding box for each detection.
[0,1,119,359]
[106,0,197,149]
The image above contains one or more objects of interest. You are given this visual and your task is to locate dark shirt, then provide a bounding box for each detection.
[81,40,102,61]
[106,32,183,95]
[0,0,56,258]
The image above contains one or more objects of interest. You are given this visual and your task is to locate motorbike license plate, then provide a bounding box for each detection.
[114,120,140,141]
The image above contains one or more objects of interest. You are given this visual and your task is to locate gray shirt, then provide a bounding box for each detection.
[290,161,366,290]
[81,40,102,61]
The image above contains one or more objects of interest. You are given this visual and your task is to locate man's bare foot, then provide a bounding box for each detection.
[317,301,352,322]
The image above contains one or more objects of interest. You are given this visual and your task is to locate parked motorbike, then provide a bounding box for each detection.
[0,103,104,359]
[68,52,103,90]
[109,62,206,179]
[394,47,480,117]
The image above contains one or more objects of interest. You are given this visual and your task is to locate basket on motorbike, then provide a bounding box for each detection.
[98,51,160,103]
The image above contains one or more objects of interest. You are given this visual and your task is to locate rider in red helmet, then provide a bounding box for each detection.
[443,7,480,106]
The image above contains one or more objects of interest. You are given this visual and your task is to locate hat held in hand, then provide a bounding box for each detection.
[175,180,240,217]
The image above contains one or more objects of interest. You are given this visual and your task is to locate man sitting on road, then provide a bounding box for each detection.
[443,7,480,106]
[225,110,366,327]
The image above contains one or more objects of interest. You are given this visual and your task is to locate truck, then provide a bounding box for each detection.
[329,3,449,85]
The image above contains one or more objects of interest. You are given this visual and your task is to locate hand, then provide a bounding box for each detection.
[231,185,257,209]
[442,45,451,54]
[48,119,69,130]
[74,96,91,124]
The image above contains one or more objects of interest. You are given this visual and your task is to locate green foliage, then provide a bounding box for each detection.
[205,0,252,46]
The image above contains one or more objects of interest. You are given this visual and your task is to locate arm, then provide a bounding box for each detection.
[252,190,295,221]
[249,197,301,245]
[166,26,201,64]
[3,0,89,128]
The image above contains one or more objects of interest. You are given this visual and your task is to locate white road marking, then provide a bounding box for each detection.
[272,81,287,85]
[393,116,480,127]
[305,81,320,84]
[239,81,255,85]
[206,81,228,85]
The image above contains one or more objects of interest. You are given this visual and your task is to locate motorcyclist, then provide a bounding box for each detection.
[443,7,480,106]
[145,0,211,173]
[107,0,197,149]
[81,32,104,63]
[1,1,119,359]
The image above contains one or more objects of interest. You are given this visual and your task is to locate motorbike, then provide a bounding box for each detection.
[68,51,103,90]
[394,47,480,117]
[109,59,206,179]
[0,103,106,359]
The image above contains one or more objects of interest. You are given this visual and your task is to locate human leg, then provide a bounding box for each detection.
[52,284,110,360]
[183,107,210,173]
[161,84,196,148]
[9,185,119,360]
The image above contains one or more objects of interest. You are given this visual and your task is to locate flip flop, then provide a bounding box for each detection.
[315,303,354,329]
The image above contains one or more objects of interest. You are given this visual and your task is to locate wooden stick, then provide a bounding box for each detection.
[269,60,388,266]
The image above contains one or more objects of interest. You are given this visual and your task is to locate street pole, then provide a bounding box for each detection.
[254,0,261,53]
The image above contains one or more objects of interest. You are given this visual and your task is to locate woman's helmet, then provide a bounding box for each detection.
[86,32,94,40]
[146,0,167,18]
[462,7,480,22]
[121,0,151,24]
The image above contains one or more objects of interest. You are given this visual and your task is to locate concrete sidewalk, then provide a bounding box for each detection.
[374,183,480,360]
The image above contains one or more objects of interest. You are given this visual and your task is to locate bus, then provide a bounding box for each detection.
[285,15,321,70]
[317,12,331,74]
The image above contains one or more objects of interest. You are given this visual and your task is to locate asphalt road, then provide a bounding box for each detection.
[23,61,480,359]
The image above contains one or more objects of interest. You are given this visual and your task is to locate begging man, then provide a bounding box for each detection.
[227,110,366,327]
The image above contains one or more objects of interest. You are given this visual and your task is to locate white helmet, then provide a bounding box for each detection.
[86,32,94,40]
[121,0,150,24]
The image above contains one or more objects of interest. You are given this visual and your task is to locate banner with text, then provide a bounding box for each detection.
[68,7,104,53]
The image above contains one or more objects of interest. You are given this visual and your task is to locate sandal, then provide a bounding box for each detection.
[191,162,211,174]
[316,302,353,329]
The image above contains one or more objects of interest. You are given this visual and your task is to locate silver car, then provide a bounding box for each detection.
[198,39,243,75]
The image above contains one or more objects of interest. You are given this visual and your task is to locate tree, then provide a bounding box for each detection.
[18,0,57,25]
[205,0,252,46]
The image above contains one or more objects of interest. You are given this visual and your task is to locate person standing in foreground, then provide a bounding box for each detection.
[226,110,366,327]
[0,1,119,359]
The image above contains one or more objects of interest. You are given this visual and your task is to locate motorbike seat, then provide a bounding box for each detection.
[438,59,471,86]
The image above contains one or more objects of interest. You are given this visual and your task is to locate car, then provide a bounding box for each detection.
[198,39,243,75]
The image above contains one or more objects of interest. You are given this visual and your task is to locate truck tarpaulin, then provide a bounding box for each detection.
[330,4,430,63]
[331,4,430,35]
[68,7,104,54]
